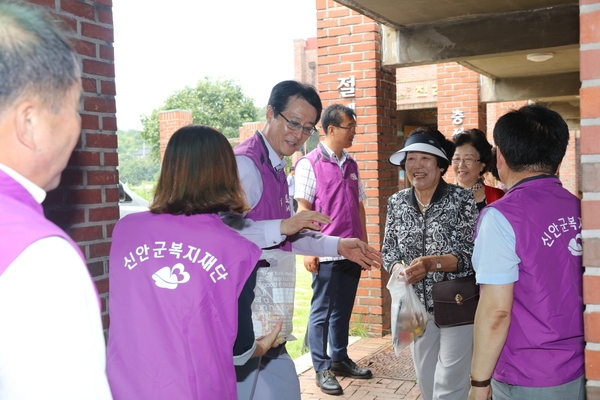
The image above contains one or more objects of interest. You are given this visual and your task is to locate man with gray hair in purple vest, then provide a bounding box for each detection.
[0,3,112,399]
[229,81,382,400]
[468,104,584,400]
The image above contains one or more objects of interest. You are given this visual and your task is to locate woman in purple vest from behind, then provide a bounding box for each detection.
[107,126,272,400]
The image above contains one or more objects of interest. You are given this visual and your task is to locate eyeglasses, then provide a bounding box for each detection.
[451,157,481,167]
[335,125,357,131]
[276,111,317,137]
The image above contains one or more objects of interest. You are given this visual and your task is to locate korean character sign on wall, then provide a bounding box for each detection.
[337,76,356,98]
[452,109,465,137]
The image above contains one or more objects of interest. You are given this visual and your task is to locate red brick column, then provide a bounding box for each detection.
[317,0,398,336]
[437,63,485,136]
[436,63,485,182]
[27,1,118,332]
[238,122,265,144]
[580,0,600,397]
[158,110,193,162]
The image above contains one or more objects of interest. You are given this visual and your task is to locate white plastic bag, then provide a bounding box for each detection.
[386,262,428,356]
[251,249,297,344]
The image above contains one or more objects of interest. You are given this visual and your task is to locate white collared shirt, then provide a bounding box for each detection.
[223,131,341,257]
[0,164,112,399]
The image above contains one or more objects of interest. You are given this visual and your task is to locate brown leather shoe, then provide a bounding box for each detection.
[331,358,372,379]
[315,368,343,395]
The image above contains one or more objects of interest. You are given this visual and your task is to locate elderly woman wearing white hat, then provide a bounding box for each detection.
[382,128,478,400]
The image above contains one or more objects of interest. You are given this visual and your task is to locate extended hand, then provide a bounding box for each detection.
[304,256,320,274]
[280,211,332,236]
[337,238,382,271]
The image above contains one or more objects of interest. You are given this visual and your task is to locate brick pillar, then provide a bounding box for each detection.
[294,38,319,87]
[238,122,265,144]
[317,0,398,336]
[437,63,484,136]
[29,0,118,332]
[436,63,486,182]
[580,1,600,398]
[158,110,193,162]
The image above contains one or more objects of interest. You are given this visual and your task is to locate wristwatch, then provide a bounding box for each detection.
[436,255,442,270]
[470,375,491,387]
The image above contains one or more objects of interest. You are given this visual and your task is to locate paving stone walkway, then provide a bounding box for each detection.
[296,335,423,399]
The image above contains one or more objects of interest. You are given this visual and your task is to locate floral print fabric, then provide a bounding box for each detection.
[382,180,477,314]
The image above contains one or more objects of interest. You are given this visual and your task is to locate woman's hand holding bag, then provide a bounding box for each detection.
[387,262,428,356]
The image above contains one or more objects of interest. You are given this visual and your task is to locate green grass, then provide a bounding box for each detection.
[287,256,313,360]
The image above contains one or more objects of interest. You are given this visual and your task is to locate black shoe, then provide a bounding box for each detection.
[315,368,343,395]
[331,358,372,379]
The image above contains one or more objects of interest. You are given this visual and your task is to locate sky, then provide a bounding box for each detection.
[112,1,317,131]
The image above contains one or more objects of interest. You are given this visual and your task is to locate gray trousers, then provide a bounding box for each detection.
[412,313,474,400]
[236,344,301,400]
[491,374,585,400]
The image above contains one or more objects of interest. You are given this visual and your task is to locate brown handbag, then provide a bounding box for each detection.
[432,273,479,328]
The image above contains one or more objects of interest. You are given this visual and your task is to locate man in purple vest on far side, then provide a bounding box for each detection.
[0,3,112,399]
[295,104,372,396]
[468,105,585,400]
[226,81,382,400]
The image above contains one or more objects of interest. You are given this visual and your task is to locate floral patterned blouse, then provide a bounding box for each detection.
[382,179,478,314]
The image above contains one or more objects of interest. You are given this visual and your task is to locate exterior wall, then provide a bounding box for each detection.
[437,63,484,137]
[26,0,118,331]
[157,110,193,161]
[317,0,398,335]
[580,0,600,397]
[294,38,318,87]
[436,63,484,183]
[239,122,265,144]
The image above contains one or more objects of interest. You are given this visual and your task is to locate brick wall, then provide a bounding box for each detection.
[27,0,118,331]
[317,0,398,336]
[294,38,318,87]
[158,110,193,161]
[239,121,265,144]
[437,63,483,135]
[580,0,600,397]
[436,63,484,183]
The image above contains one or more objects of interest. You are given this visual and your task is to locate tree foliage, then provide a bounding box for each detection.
[140,77,260,160]
[117,129,160,185]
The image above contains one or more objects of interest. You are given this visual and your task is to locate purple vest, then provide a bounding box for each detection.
[0,170,87,275]
[107,212,260,400]
[479,175,584,387]
[235,131,292,250]
[302,144,363,240]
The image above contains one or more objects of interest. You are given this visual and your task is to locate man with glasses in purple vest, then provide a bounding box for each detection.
[0,3,111,399]
[295,104,372,396]
[229,81,382,400]
[468,105,584,400]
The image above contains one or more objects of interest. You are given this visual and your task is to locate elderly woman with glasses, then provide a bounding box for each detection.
[452,129,505,211]
[382,127,478,400]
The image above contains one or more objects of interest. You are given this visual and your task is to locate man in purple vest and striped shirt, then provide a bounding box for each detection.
[469,105,585,400]
[0,3,112,399]
[296,104,372,395]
